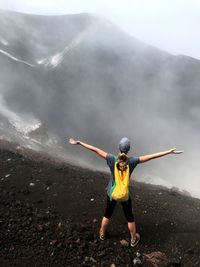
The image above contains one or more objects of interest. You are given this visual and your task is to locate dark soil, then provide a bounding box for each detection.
[0,140,200,267]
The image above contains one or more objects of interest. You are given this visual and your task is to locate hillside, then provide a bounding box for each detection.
[0,140,200,266]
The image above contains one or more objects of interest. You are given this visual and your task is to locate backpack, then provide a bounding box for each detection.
[109,156,130,201]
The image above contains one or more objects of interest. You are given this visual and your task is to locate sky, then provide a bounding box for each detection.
[0,0,200,59]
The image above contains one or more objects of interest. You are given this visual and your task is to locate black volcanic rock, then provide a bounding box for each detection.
[0,142,200,266]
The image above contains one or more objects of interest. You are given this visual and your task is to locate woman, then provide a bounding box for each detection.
[69,137,183,247]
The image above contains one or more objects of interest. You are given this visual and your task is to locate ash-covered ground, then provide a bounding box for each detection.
[0,140,200,267]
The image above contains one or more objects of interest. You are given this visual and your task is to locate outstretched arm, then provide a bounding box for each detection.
[68,138,108,159]
[139,148,183,163]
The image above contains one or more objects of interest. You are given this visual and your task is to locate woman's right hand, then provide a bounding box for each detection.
[169,148,184,154]
[69,138,80,145]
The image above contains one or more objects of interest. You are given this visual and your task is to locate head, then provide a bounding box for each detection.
[119,137,130,154]
[117,137,130,171]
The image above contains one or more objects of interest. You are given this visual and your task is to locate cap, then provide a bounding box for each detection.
[119,137,130,153]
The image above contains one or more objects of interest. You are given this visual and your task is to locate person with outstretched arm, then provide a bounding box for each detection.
[68,137,183,247]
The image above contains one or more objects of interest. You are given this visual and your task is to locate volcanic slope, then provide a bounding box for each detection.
[0,140,200,266]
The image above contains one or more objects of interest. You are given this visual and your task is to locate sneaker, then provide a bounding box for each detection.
[130,233,140,247]
[99,228,105,241]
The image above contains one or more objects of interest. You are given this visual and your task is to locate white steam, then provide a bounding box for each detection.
[37,30,85,68]
[0,37,8,46]
[0,94,41,135]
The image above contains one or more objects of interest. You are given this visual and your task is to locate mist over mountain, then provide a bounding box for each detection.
[0,10,199,196]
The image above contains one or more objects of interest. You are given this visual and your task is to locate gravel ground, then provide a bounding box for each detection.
[0,140,200,266]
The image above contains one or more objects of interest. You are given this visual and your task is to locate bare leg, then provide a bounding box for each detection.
[128,221,136,240]
[128,221,140,247]
[100,216,110,236]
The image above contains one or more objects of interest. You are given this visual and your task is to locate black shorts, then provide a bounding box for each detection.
[104,195,134,222]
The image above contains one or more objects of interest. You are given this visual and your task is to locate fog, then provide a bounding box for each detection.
[0,11,200,197]
[1,0,200,59]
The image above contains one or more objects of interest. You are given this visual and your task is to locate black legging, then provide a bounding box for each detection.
[104,195,134,222]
